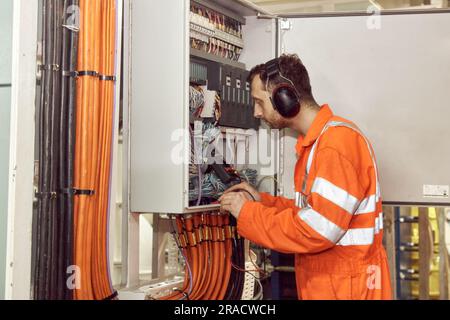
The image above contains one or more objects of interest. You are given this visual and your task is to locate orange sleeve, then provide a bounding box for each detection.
[237,147,365,254]
[238,202,331,254]
[259,192,296,211]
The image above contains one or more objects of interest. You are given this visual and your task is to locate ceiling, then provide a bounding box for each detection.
[249,0,449,14]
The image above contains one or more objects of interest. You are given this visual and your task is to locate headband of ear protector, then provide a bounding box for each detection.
[265,58,301,118]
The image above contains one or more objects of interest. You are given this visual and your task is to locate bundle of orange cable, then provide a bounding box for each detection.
[74,0,117,300]
[159,213,237,300]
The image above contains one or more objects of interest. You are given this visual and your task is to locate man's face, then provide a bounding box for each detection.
[251,75,289,129]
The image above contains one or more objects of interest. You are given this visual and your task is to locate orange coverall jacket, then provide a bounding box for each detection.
[238,105,392,300]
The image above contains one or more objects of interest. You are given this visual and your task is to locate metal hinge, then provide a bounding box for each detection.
[280,18,292,31]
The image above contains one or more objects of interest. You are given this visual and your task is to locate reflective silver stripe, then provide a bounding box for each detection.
[379,212,384,230]
[306,142,318,176]
[295,191,308,208]
[375,212,384,234]
[337,212,384,246]
[356,194,377,215]
[376,180,381,202]
[298,207,346,243]
[311,177,359,214]
[295,192,301,207]
[337,228,375,246]
[375,216,381,234]
[305,122,334,177]
[327,121,382,202]
[301,120,384,247]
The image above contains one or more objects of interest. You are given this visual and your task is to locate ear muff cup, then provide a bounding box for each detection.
[270,84,300,118]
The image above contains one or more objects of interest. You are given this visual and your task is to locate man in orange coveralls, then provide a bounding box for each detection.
[219,54,392,300]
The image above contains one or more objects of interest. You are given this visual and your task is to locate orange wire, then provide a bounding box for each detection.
[158,213,236,301]
[74,0,117,300]
[203,214,219,299]
[210,215,225,300]
[196,214,213,300]
[218,214,232,300]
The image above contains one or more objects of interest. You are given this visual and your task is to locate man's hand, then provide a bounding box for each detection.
[223,182,261,202]
[219,191,253,219]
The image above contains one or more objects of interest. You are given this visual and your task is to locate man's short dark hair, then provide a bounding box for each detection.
[247,53,314,103]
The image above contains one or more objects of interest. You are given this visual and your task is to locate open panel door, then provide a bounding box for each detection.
[127,0,277,214]
[279,11,450,205]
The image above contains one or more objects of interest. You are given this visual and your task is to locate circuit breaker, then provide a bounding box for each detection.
[192,57,259,130]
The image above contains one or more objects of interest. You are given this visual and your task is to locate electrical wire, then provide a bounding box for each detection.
[34,0,70,300]
[73,0,117,300]
[196,166,203,206]
[190,4,243,61]
[35,0,52,300]
[169,216,193,300]
[253,278,264,300]
[218,214,233,299]
[34,0,83,300]
[197,214,214,300]
[105,0,122,293]
[210,214,225,299]
[189,169,257,201]
[256,175,279,191]
[158,212,237,301]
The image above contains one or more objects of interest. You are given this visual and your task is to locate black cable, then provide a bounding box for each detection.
[34,0,79,300]
[225,216,240,300]
[58,0,70,300]
[226,215,246,301]
[58,0,79,300]
[224,229,235,299]
[235,237,246,300]
[228,237,241,300]
[34,0,48,300]
[234,240,243,300]
[57,0,72,300]
[229,238,240,300]
[48,0,63,300]
[40,0,55,300]
[237,189,256,202]
[64,0,79,300]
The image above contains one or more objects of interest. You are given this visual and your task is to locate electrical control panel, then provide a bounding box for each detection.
[128,0,276,214]
[187,2,263,208]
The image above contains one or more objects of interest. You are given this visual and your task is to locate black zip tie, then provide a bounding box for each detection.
[74,189,95,196]
[40,64,60,71]
[77,70,98,77]
[35,191,58,200]
[63,70,79,78]
[63,70,99,78]
[61,188,95,196]
[65,71,116,81]
[103,291,118,300]
[60,188,74,195]
[98,75,116,82]
[174,289,190,301]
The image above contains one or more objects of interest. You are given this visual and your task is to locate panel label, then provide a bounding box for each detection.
[423,185,449,198]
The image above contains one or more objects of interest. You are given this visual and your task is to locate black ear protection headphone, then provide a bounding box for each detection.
[265,58,301,118]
